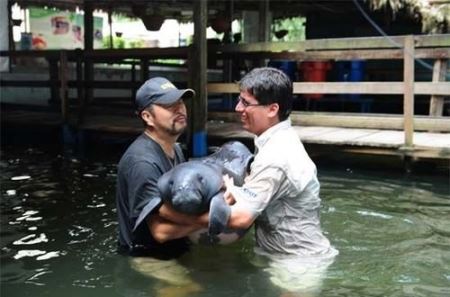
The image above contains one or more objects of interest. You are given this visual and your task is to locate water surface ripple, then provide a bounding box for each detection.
[1,147,449,297]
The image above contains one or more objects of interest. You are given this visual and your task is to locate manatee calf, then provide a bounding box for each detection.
[158,161,229,235]
[157,141,253,240]
[200,141,253,186]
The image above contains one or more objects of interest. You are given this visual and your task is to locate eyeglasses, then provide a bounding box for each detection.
[237,96,264,108]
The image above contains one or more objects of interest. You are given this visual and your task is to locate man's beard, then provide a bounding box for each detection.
[164,122,186,136]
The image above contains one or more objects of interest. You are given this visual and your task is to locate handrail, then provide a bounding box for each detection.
[207,34,450,151]
[1,34,449,151]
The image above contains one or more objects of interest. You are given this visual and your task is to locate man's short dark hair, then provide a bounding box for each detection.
[238,67,293,121]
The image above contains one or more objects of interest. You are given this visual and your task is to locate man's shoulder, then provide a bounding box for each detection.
[119,136,163,168]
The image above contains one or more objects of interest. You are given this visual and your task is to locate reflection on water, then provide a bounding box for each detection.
[1,146,449,297]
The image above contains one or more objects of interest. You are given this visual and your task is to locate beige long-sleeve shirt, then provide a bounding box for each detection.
[230,120,337,257]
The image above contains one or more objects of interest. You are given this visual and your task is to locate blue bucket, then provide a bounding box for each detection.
[268,60,297,81]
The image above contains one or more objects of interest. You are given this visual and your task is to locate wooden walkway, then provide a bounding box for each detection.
[207,121,450,160]
[3,108,448,160]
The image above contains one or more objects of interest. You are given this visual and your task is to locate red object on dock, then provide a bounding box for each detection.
[299,61,331,99]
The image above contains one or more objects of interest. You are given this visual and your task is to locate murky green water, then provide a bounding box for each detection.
[1,146,449,297]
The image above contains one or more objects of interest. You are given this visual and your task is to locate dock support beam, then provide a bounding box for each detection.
[403,35,415,149]
[190,0,208,157]
[429,59,448,117]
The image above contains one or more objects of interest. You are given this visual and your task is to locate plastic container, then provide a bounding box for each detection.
[336,60,366,100]
[336,60,371,112]
[268,60,297,82]
[299,61,331,99]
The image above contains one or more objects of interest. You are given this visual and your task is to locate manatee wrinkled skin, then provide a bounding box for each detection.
[157,141,253,237]
[158,161,223,215]
[199,141,253,186]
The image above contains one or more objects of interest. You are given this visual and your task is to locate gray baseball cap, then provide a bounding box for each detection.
[135,77,195,112]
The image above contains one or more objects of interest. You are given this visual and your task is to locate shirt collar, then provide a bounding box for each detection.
[254,118,291,151]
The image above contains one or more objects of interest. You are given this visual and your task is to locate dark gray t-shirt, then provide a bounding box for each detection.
[116,133,189,258]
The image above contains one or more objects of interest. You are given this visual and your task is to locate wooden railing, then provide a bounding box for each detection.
[0,47,192,125]
[207,34,450,150]
[1,34,449,151]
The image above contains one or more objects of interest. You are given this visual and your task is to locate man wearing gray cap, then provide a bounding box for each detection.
[116,77,200,258]
[116,77,202,295]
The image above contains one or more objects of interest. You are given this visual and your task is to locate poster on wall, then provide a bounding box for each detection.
[28,7,103,49]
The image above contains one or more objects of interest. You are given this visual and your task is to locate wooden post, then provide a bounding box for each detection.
[6,1,13,71]
[258,0,270,42]
[190,0,208,157]
[48,58,59,106]
[108,9,113,49]
[84,2,94,51]
[59,50,68,123]
[257,0,270,67]
[429,59,448,116]
[75,48,83,120]
[403,35,415,148]
[140,58,149,82]
[81,1,94,125]
[131,61,136,103]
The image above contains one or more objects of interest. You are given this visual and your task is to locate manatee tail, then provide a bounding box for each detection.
[208,192,231,236]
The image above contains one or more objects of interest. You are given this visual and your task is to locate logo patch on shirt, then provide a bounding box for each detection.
[242,187,257,199]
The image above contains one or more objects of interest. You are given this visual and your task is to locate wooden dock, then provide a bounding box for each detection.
[1,34,449,163]
[207,121,450,160]
[2,107,449,161]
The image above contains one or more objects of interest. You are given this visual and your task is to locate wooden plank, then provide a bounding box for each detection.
[415,82,450,96]
[205,121,450,159]
[292,126,342,138]
[403,35,415,148]
[429,59,448,116]
[208,83,239,93]
[213,34,450,54]
[414,132,450,148]
[351,130,405,147]
[207,82,450,96]
[208,111,450,132]
[5,80,445,95]
[294,82,404,95]
[289,112,450,132]
[217,48,450,61]
[206,121,254,139]
[296,128,382,146]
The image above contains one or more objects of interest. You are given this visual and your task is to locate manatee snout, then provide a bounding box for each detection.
[171,188,205,214]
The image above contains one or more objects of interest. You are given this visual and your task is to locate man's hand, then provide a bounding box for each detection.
[223,174,236,205]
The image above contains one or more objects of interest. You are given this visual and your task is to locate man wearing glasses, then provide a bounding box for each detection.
[225,67,338,295]
[157,68,338,294]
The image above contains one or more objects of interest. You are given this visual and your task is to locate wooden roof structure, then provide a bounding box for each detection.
[9,0,371,22]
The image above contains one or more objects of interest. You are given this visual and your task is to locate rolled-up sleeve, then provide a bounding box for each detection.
[230,166,285,216]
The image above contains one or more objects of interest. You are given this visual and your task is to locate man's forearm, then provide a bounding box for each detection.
[147,215,201,243]
[158,204,208,227]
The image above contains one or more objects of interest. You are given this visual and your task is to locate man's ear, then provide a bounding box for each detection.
[267,103,279,119]
[141,109,155,127]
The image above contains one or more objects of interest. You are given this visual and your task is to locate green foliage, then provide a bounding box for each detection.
[272,17,306,42]
[102,35,125,49]
[367,0,450,33]
[153,59,185,65]
[128,39,145,48]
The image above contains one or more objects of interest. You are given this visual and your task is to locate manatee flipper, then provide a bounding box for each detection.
[157,170,172,201]
[208,192,231,235]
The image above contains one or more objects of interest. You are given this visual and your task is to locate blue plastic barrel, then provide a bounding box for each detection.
[348,60,366,101]
[268,60,297,81]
